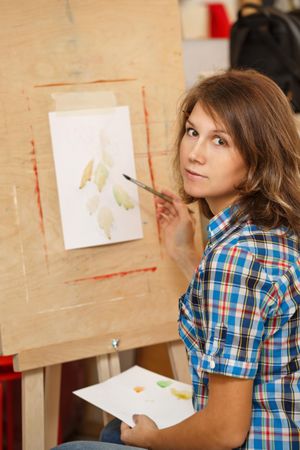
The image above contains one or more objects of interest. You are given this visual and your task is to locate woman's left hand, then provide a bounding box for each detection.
[120,414,158,448]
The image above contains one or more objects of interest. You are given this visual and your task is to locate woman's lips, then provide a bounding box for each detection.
[185,168,208,180]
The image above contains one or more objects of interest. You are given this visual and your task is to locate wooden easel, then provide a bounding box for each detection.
[0,2,204,448]
[14,339,190,450]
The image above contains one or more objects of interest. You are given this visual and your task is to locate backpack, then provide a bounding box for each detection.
[230,2,300,112]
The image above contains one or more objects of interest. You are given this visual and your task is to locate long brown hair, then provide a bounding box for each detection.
[173,69,300,233]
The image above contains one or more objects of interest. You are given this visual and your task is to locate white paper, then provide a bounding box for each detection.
[48,106,143,250]
[73,365,194,429]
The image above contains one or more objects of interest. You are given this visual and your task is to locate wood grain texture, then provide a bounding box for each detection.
[45,364,62,449]
[0,0,204,370]
[22,369,44,450]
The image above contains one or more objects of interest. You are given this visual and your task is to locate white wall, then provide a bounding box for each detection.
[182,38,230,88]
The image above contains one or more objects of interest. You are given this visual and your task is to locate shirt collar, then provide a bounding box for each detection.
[207,205,237,244]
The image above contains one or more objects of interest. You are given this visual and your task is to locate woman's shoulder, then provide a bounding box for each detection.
[239,221,299,248]
[215,220,300,269]
[210,219,299,258]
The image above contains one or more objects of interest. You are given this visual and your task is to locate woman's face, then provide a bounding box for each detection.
[180,102,247,215]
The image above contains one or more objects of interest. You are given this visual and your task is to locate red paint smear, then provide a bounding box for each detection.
[141,86,155,188]
[65,266,157,284]
[23,94,48,266]
[30,137,45,236]
[34,78,136,88]
[141,87,162,244]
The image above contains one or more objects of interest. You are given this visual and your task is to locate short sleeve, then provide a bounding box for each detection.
[190,245,273,379]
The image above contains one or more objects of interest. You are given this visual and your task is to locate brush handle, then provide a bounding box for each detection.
[142,185,194,214]
[143,185,173,203]
[123,174,194,214]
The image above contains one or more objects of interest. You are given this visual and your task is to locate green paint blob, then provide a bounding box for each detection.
[156,380,172,388]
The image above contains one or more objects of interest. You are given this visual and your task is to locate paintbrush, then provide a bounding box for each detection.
[123,174,194,213]
[123,174,173,203]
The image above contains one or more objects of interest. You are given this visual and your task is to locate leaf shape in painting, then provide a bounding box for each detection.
[86,195,100,215]
[100,131,114,167]
[102,148,114,168]
[113,184,134,210]
[79,159,94,189]
[94,162,109,192]
[97,206,114,239]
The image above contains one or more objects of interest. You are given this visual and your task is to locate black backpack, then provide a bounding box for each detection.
[230,2,300,112]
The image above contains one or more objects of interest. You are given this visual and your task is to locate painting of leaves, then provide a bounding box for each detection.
[49,106,143,250]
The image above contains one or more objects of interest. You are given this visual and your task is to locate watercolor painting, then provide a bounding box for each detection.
[48,106,143,250]
[74,365,194,429]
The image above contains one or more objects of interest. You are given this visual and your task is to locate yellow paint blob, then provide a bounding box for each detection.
[170,387,192,400]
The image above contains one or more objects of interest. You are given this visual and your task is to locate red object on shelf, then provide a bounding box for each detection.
[0,355,21,450]
[208,3,231,38]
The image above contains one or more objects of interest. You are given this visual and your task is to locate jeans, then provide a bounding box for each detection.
[51,443,146,450]
[51,419,147,450]
[99,418,123,444]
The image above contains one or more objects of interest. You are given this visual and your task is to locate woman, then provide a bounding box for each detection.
[53,69,300,450]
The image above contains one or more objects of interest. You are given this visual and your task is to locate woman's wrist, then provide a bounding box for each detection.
[147,427,161,450]
[172,247,199,279]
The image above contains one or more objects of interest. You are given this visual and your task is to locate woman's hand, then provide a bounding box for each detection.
[155,190,199,279]
[120,414,158,449]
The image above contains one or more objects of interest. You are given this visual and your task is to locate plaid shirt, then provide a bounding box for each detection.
[179,206,300,449]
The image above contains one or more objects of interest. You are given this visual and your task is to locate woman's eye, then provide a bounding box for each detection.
[186,127,198,137]
[213,136,226,146]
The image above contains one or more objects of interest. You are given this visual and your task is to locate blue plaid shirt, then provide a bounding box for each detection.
[179,206,300,449]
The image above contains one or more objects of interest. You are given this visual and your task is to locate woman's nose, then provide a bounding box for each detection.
[189,139,206,163]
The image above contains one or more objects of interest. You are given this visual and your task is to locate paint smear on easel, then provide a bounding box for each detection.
[170,388,192,400]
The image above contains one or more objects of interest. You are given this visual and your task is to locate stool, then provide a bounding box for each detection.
[0,355,21,450]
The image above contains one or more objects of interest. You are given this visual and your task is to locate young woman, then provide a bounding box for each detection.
[53,69,300,450]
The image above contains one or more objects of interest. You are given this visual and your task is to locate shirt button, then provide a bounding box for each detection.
[210,359,216,369]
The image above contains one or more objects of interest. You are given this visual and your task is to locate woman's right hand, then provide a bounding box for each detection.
[155,190,199,279]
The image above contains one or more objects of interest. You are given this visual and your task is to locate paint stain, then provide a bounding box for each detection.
[23,93,48,265]
[133,386,145,393]
[141,86,162,243]
[156,380,172,388]
[30,138,44,231]
[24,96,49,267]
[141,86,154,187]
[30,137,49,266]
[65,266,157,284]
[34,78,136,88]
[170,388,192,400]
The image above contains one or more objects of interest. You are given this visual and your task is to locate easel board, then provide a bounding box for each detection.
[0,0,205,369]
[0,3,207,448]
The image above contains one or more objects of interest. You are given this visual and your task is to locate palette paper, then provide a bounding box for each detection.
[73,365,194,428]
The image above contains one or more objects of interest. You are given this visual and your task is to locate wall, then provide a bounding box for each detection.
[182,38,229,88]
